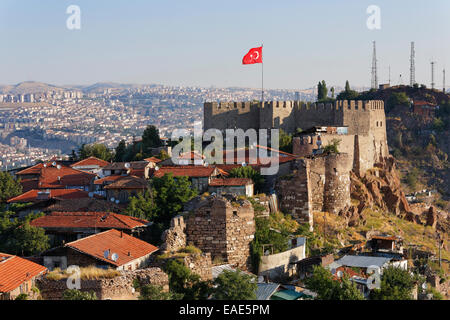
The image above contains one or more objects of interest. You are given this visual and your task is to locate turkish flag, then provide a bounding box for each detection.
[242,47,262,64]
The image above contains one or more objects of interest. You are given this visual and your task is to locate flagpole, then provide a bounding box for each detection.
[261,43,264,103]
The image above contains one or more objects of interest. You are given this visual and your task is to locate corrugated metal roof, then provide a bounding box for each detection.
[256,283,280,300]
[335,255,392,268]
[211,264,235,279]
[270,289,304,300]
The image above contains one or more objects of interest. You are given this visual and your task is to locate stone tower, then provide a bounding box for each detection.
[185,195,255,270]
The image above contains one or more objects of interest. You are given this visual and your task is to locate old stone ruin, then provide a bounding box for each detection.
[160,194,255,272]
[36,267,169,300]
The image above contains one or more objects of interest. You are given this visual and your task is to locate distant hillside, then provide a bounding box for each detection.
[0,81,66,94]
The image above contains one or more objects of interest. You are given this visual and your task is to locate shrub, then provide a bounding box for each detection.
[15,293,28,300]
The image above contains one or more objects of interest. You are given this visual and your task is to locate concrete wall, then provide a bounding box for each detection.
[258,240,306,280]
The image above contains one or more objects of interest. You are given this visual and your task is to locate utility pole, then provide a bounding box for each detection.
[371,41,378,89]
[410,42,415,86]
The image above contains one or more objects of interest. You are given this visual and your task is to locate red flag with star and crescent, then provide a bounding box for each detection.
[242,46,262,64]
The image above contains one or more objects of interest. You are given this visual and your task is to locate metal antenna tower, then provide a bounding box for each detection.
[431,61,436,89]
[371,41,378,89]
[410,42,415,86]
[444,68,446,93]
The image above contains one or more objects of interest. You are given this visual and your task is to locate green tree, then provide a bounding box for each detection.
[370,266,415,300]
[0,171,22,203]
[322,138,340,154]
[317,81,323,101]
[337,81,360,100]
[15,293,28,300]
[345,80,351,92]
[125,191,155,220]
[151,173,197,224]
[213,269,257,300]
[250,214,292,272]
[78,143,113,161]
[157,149,170,160]
[386,92,410,111]
[0,214,50,256]
[163,260,212,300]
[279,129,293,154]
[331,87,335,99]
[62,289,97,300]
[142,125,162,156]
[229,166,264,193]
[114,139,127,162]
[304,266,364,300]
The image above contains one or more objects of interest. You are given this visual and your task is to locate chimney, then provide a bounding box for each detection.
[120,230,123,238]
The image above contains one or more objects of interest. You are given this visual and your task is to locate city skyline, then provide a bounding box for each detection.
[0,0,449,90]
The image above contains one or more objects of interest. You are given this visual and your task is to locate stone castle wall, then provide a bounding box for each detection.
[277,153,352,224]
[204,100,386,134]
[185,196,255,270]
[36,268,169,300]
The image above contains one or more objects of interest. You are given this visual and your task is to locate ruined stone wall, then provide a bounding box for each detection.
[276,160,313,227]
[36,267,169,300]
[277,153,351,224]
[322,153,352,213]
[160,215,187,253]
[185,196,255,270]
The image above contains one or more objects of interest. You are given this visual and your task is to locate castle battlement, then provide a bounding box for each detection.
[205,100,384,113]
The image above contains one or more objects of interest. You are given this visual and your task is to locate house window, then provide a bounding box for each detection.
[233,210,238,216]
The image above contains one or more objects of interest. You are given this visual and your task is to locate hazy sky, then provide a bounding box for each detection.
[0,0,448,90]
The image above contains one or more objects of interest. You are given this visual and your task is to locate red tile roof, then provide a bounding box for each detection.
[209,178,252,186]
[7,189,91,203]
[94,175,126,185]
[129,169,146,178]
[152,166,217,178]
[413,100,437,107]
[19,166,97,192]
[70,157,110,168]
[16,162,59,176]
[144,157,162,163]
[30,211,149,230]
[103,175,148,189]
[65,229,158,267]
[0,253,47,293]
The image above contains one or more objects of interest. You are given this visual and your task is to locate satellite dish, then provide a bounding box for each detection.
[103,249,110,259]
[56,165,61,170]
[422,283,427,290]
[43,163,47,167]
[115,200,119,204]
[52,161,57,166]
[337,271,343,278]
[110,197,115,202]
[111,253,119,262]
[241,162,247,167]
[124,162,131,168]
[155,166,159,171]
